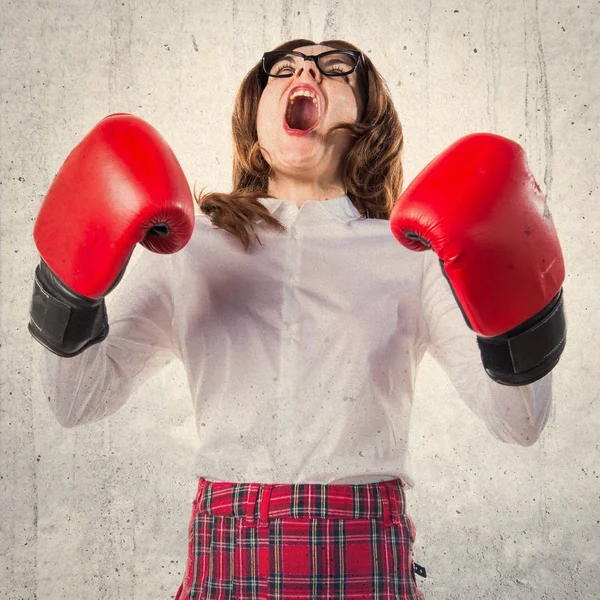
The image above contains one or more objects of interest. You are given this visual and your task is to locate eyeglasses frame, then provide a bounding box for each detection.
[259,49,364,90]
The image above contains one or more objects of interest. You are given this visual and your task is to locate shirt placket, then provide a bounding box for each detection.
[277,209,303,463]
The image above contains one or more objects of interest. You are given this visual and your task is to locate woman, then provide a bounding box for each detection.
[33,38,558,599]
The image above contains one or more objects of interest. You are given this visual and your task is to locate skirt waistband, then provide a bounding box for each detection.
[192,477,409,527]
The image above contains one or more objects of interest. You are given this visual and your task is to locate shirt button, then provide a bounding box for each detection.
[288,324,298,335]
[289,275,299,284]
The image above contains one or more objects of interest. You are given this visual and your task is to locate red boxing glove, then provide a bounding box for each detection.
[29,113,195,356]
[390,133,566,385]
[34,113,194,298]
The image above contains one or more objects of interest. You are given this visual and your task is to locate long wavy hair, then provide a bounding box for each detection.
[196,39,404,251]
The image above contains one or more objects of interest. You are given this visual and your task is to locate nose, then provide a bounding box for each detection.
[294,60,322,83]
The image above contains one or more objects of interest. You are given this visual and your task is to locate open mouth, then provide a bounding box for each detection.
[285,89,320,132]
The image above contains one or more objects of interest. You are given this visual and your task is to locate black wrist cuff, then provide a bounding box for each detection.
[476,289,566,386]
[28,261,109,357]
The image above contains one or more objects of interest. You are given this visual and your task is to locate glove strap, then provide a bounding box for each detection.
[28,261,109,357]
[477,289,566,386]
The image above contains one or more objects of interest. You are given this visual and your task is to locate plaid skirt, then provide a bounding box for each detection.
[174,477,426,600]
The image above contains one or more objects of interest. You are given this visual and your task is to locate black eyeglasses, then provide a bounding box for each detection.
[260,50,363,89]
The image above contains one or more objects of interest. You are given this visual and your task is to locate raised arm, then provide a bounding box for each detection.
[390,134,566,444]
[29,113,195,426]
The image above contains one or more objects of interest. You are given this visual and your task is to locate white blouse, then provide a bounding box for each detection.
[40,195,553,487]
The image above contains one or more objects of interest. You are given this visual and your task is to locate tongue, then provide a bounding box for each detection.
[288,96,319,130]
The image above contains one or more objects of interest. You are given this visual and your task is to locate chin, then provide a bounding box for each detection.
[268,140,320,165]
[278,151,327,173]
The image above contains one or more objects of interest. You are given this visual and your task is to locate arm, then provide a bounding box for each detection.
[421,251,553,446]
[28,113,194,427]
[39,248,179,428]
[391,134,565,386]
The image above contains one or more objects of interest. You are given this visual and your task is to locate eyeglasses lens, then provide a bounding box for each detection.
[265,52,358,77]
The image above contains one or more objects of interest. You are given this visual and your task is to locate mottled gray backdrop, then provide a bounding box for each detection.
[1,0,598,599]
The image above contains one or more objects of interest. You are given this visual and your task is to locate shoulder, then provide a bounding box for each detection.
[180,212,249,256]
[342,217,427,279]
[350,217,419,253]
[188,212,225,243]
[193,212,214,232]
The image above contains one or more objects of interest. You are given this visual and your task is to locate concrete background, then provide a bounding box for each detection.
[1,0,598,598]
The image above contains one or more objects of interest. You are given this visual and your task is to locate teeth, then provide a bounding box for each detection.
[288,89,318,106]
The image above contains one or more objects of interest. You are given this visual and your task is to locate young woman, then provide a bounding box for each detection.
[30,38,564,599]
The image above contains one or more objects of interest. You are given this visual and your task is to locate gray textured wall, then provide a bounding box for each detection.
[1,1,598,599]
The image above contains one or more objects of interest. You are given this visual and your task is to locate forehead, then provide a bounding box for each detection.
[292,44,337,55]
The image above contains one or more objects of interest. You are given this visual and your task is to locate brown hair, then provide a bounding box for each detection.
[196,39,404,251]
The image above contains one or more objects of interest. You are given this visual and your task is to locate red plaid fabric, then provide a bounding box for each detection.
[174,478,426,600]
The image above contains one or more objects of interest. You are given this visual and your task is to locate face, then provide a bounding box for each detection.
[256,44,365,184]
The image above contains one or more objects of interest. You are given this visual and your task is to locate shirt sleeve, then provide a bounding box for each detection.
[38,247,179,428]
[420,251,553,446]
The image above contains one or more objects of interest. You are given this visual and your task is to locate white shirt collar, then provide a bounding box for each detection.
[256,195,361,224]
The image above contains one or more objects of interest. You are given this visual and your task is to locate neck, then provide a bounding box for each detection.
[267,174,346,208]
